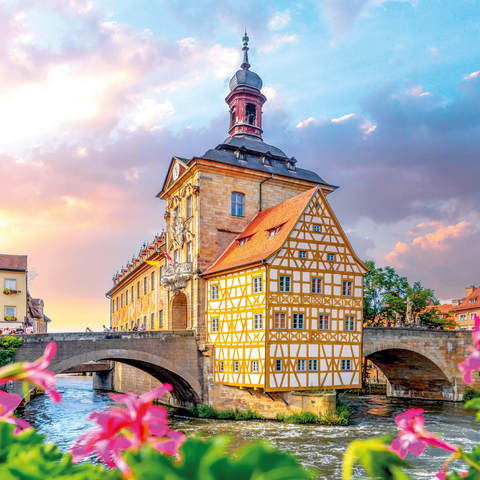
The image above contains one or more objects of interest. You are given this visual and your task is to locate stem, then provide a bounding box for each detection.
[460,450,480,471]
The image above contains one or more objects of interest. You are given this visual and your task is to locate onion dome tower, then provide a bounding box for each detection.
[226,30,267,139]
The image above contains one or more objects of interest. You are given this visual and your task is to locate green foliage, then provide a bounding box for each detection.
[234,408,265,420]
[464,389,480,402]
[0,421,122,480]
[124,435,313,480]
[216,409,235,419]
[188,405,266,421]
[0,336,23,367]
[343,436,413,480]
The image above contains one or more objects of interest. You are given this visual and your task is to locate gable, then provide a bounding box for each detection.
[158,157,190,197]
[268,188,368,275]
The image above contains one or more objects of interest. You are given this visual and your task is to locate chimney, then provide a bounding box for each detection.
[466,285,476,297]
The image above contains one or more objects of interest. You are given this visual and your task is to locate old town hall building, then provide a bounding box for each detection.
[107,33,367,398]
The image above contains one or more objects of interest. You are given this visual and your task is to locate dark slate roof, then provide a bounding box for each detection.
[200,135,335,188]
[229,69,263,91]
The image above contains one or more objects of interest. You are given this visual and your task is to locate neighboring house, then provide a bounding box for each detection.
[27,296,50,333]
[453,285,480,330]
[424,300,454,327]
[107,33,367,395]
[0,254,28,332]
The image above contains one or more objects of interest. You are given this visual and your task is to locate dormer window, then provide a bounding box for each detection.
[470,298,476,304]
[235,147,247,160]
[285,157,297,171]
[261,152,272,166]
[267,224,284,238]
[238,235,251,247]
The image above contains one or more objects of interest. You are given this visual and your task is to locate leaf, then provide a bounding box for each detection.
[464,398,480,421]
[343,436,413,480]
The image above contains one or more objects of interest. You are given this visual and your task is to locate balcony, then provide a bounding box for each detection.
[161,262,193,294]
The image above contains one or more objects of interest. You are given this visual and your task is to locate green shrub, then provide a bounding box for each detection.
[0,336,23,367]
[464,388,480,402]
[198,405,219,419]
[217,409,235,419]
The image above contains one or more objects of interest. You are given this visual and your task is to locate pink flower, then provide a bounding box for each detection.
[0,342,61,402]
[70,384,186,476]
[390,409,458,459]
[0,390,30,434]
[459,314,480,384]
[436,471,467,479]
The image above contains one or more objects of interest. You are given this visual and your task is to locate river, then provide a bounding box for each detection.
[23,376,480,479]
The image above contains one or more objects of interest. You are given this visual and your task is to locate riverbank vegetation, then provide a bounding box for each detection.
[0,336,23,367]
[463,387,480,402]
[188,399,352,425]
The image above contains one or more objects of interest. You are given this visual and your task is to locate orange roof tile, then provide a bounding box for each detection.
[203,187,317,276]
[424,303,454,317]
[0,254,27,271]
[453,285,480,312]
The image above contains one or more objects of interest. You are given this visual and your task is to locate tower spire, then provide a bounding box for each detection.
[241,28,250,70]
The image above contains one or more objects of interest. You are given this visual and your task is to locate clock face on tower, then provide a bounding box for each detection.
[173,163,180,180]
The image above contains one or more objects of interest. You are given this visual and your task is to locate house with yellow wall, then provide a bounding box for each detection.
[0,254,28,331]
[453,285,480,329]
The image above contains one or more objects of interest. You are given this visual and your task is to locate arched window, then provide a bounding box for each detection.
[231,192,245,216]
[246,103,256,125]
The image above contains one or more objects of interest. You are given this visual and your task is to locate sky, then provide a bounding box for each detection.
[1,0,479,332]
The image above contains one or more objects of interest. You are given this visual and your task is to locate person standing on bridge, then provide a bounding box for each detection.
[85,327,93,332]
[102,325,111,332]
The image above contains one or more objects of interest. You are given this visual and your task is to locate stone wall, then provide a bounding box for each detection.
[207,383,336,419]
[113,362,162,396]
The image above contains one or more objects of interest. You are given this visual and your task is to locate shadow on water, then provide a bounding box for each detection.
[23,377,480,480]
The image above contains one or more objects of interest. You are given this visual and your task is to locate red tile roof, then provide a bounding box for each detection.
[0,254,27,271]
[203,187,317,276]
[453,285,480,311]
[424,303,454,318]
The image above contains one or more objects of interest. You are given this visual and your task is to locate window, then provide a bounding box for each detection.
[471,313,477,321]
[342,359,352,371]
[143,316,147,327]
[297,359,306,372]
[238,236,251,247]
[159,310,164,328]
[131,286,134,302]
[121,293,123,308]
[313,225,320,233]
[275,359,282,372]
[231,192,245,216]
[233,361,239,372]
[112,299,115,313]
[159,266,163,285]
[151,313,155,329]
[187,195,192,218]
[253,277,262,293]
[253,313,263,330]
[299,251,307,259]
[219,361,224,372]
[342,281,353,296]
[144,276,148,295]
[279,276,291,292]
[470,299,476,304]
[460,314,467,322]
[267,225,283,238]
[230,106,236,128]
[211,285,219,300]
[116,297,118,310]
[319,315,330,330]
[126,290,129,305]
[187,242,192,263]
[309,359,318,371]
[312,278,322,294]
[212,318,219,332]
[293,313,304,330]
[251,360,259,373]
[345,316,356,331]
[5,279,16,290]
[246,103,256,125]
[174,250,179,266]
[5,306,16,317]
[137,281,140,299]
[121,325,124,331]
[274,313,286,329]
[151,271,155,290]
[132,320,136,330]
[328,253,335,261]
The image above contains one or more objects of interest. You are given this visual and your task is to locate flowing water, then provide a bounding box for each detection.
[23,376,480,479]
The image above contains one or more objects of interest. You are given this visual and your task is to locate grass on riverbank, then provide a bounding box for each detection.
[188,399,352,426]
[464,388,480,402]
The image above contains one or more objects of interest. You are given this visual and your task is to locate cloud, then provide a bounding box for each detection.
[316,0,417,38]
[268,10,291,30]
[260,34,298,53]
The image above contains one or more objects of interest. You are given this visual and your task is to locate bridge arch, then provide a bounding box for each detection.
[50,349,201,406]
[364,344,457,401]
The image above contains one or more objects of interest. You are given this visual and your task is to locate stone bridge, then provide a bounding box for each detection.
[11,331,203,405]
[363,327,479,401]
